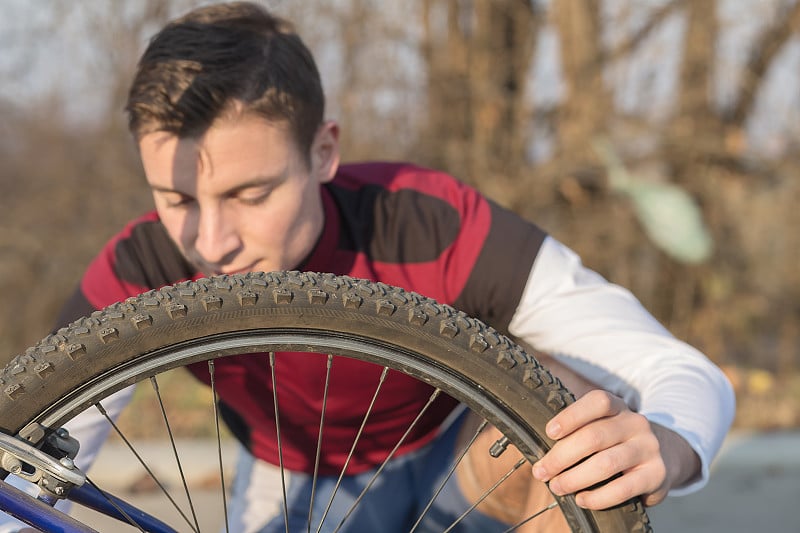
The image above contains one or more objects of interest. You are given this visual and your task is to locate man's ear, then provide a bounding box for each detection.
[311,120,340,184]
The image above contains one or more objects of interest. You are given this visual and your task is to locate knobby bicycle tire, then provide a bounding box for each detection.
[0,271,651,532]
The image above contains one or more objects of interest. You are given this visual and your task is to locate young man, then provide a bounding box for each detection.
[6,2,735,532]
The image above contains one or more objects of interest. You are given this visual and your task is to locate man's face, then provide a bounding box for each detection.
[139,113,339,276]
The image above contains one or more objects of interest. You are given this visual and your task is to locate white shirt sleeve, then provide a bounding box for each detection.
[507,236,735,495]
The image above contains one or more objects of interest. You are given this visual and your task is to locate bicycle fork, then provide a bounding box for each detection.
[0,428,96,532]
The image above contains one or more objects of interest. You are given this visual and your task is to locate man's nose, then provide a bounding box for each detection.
[193,206,241,265]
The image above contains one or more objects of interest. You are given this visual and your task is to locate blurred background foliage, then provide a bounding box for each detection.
[1,0,798,429]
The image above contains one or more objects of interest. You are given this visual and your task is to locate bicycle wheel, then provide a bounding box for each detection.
[0,271,651,532]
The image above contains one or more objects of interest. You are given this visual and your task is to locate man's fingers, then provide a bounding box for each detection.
[544,439,643,496]
[533,419,620,481]
[574,465,668,510]
[531,388,675,510]
[532,406,668,510]
[545,390,626,439]
[536,436,668,510]
[534,409,651,481]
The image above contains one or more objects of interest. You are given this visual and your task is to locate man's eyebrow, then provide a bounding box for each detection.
[148,172,287,195]
[149,184,182,194]
[224,173,286,195]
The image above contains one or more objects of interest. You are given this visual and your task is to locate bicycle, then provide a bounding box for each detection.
[0,271,652,532]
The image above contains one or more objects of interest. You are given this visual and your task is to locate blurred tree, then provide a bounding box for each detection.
[410,0,800,375]
[416,0,542,199]
[2,0,799,413]
[0,0,197,356]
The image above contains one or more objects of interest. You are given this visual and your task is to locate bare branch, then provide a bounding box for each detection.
[600,0,687,62]
[727,0,800,125]
[676,0,717,118]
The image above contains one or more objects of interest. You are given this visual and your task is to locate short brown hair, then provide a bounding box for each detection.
[126,2,324,159]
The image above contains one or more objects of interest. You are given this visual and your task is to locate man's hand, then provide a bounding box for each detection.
[531,388,701,509]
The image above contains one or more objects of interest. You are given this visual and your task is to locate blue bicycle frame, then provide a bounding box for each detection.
[0,478,177,533]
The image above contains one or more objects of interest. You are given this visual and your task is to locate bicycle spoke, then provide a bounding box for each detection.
[84,477,147,532]
[208,361,230,533]
[501,501,559,533]
[269,352,291,533]
[408,418,489,533]
[314,366,389,533]
[441,458,527,533]
[94,402,197,532]
[307,354,334,533]
[150,376,201,533]
[332,388,442,533]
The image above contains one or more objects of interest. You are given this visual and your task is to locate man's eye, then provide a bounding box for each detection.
[162,194,194,208]
[237,190,271,206]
